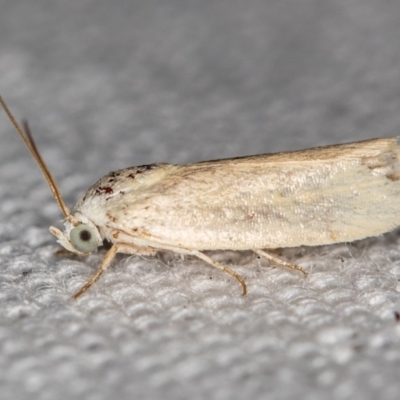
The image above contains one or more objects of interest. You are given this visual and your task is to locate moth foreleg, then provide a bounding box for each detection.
[73,243,157,299]
[56,248,78,257]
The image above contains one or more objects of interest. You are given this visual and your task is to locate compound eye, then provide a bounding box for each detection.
[69,224,98,253]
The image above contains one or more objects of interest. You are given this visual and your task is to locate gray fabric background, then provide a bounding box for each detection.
[1,1,400,399]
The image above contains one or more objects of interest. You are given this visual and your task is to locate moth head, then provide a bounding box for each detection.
[50,213,103,255]
[0,95,102,256]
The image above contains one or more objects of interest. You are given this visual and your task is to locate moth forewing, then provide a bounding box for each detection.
[78,137,400,250]
[2,93,400,298]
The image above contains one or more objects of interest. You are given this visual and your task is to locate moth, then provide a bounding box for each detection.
[2,95,400,298]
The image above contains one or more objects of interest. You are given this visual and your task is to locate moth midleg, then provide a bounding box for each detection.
[190,250,247,295]
[263,248,281,255]
[254,249,307,276]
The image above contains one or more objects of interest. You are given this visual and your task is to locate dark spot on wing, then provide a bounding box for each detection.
[246,212,255,220]
[362,152,400,181]
[106,212,117,222]
[137,164,157,171]
[95,186,114,195]
[386,173,400,181]
[127,164,158,179]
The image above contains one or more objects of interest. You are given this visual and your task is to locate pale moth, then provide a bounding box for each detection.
[2,95,400,298]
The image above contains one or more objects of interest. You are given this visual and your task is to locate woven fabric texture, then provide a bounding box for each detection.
[1,1,400,399]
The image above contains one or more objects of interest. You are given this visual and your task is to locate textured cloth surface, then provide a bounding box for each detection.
[1,1,400,399]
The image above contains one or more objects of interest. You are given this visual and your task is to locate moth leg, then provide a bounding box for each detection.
[190,250,247,295]
[254,249,307,277]
[56,248,76,257]
[73,243,155,299]
[263,248,281,255]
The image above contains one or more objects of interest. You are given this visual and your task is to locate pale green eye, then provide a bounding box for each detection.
[70,224,98,253]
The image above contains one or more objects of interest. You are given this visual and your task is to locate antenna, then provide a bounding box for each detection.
[0,95,70,218]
